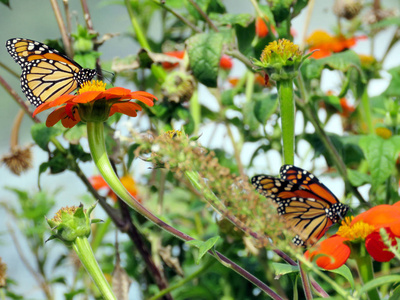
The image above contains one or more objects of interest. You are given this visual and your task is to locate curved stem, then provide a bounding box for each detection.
[49,0,73,57]
[73,237,116,300]
[86,121,280,298]
[354,245,380,300]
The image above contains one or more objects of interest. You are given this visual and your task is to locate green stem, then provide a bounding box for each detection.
[72,237,116,300]
[149,258,216,300]
[361,89,373,134]
[124,0,151,50]
[277,79,295,165]
[86,121,280,298]
[189,88,200,135]
[354,246,380,300]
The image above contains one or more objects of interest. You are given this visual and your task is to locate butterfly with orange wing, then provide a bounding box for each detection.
[252,165,349,246]
[5,38,96,107]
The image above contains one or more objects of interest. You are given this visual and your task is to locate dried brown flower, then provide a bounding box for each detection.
[333,0,363,20]
[1,145,33,175]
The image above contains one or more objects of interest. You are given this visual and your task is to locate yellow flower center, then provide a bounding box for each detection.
[337,216,375,241]
[375,127,392,139]
[78,80,107,94]
[165,130,183,139]
[260,39,302,64]
[52,206,79,223]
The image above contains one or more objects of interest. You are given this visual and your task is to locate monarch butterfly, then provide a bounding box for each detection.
[251,165,349,246]
[5,38,96,107]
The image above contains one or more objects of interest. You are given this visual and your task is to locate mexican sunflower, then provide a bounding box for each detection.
[306,30,367,59]
[90,175,141,203]
[32,80,156,128]
[305,202,400,270]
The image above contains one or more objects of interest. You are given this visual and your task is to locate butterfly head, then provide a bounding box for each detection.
[327,202,349,223]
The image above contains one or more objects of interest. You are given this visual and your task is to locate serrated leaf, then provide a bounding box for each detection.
[31,123,62,151]
[209,12,253,27]
[187,33,224,87]
[187,236,220,264]
[328,265,354,290]
[304,50,361,80]
[359,275,400,295]
[359,135,400,186]
[347,169,371,186]
[254,94,278,124]
[234,21,256,56]
[271,262,299,276]
[185,0,210,20]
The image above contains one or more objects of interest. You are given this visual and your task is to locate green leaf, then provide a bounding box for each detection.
[187,236,220,264]
[187,33,224,87]
[271,262,299,276]
[127,143,141,169]
[292,0,309,17]
[63,125,87,144]
[359,135,400,186]
[328,265,354,290]
[185,0,210,20]
[0,0,10,7]
[359,275,400,295]
[209,13,253,27]
[254,93,279,124]
[234,21,256,56]
[69,144,91,162]
[304,50,361,79]
[347,169,371,186]
[243,101,259,131]
[383,66,400,97]
[389,285,400,300]
[31,123,62,151]
[311,94,341,111]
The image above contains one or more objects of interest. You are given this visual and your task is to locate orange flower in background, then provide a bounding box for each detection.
[306,30,367,59]
[33,81,156,128]
[220,55,233,70]
[256,17,269,38]
[340,98,355,117]
[90,175,141,203]
[305,202,400,270]
[162,50,185,69]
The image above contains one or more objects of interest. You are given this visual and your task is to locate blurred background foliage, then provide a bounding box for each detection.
[1,0,400,299]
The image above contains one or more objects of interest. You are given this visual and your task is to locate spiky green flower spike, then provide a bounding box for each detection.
[46,203,102,245]
[252,39,312,81]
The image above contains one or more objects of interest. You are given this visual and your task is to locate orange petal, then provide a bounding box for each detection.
[110,102,142,117]
[131,91,158,100]
[365,230,396,262]
[61,112,80,128]
[129,94,155,106]
[305,235,350,270]
[89,175,110,190]
[102,87,132,100]
[352,205,400,229]
[72,91,103,103]
[33,94,76,116]
[46,107,67,127]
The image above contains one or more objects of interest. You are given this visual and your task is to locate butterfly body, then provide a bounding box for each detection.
[252,165,349,246]
[6,38,96,106]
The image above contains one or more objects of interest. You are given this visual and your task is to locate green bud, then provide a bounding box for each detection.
[46,203,101,246]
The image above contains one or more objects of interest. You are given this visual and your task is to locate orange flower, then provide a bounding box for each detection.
[162,50,185,70]
[305,203,400,270]
[32,81,156,128]
[256,17,269,38]
[90,175,141,203]
[306,30,367,59]
[220,55,233,70]
[340,98,355,117]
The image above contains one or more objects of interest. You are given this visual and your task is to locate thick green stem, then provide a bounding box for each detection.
[277,80,295,165]
[354,246,380,300]
[72,237,116,300]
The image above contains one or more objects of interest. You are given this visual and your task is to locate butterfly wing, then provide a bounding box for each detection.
[252,175,333,246]
[6,38,96,106]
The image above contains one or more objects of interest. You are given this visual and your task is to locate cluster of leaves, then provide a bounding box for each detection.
[2,0,400,299]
